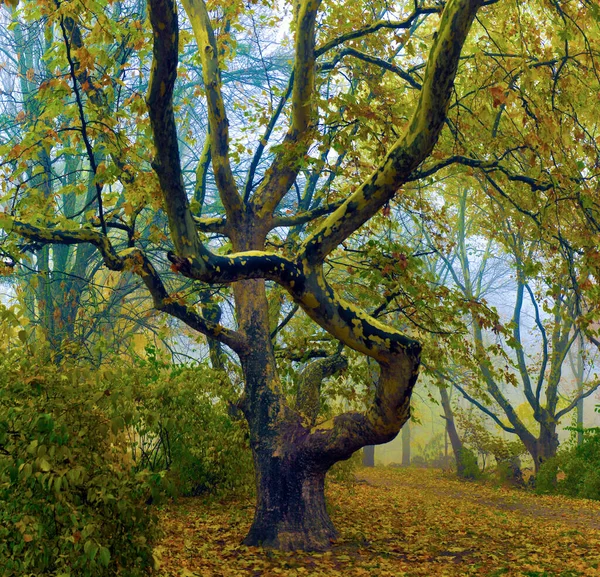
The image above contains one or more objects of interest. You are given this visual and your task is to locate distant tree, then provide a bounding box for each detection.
[401,421,411,466]
[362,445,375,467]
[440,191,600,472]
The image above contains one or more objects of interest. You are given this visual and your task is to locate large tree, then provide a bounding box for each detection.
[0,0,493,550]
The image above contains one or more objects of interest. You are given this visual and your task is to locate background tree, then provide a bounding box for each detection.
[439,190,600,471]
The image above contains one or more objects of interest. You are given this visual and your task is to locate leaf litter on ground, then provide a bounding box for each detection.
[155,467,600,577]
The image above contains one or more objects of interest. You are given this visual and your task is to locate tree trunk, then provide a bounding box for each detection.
[577,398,584,447]
[576,332,584,446]
[401,421,410,466]
[519,421,559,475]
[243,454,335,550]
[234,277,338,550]
[439,386,466,476]
[533,423,559,474]
[363,445,375,467]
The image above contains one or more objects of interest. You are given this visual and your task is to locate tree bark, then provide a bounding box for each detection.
[234,272,340,550]
[533,423,559,474]
[439,386,466,476]
[243,454,335,550]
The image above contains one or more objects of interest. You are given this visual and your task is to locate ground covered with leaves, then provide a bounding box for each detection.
[155,467,600,577]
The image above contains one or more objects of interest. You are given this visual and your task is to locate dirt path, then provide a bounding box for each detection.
[357,468,600,531]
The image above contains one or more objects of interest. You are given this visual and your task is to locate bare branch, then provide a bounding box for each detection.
[315,7,442,58]
[320,47,422,90]
[270,199,344,229]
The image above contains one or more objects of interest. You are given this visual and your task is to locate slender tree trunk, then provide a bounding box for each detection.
[362,445,375,467]
[401,421,410,466]
[439,386,466,476]
[577,398,584,447]
[576,332,584,446]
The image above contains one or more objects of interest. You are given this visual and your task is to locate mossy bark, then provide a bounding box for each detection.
[243,452,335,550]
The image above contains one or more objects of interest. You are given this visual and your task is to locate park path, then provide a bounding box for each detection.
[356,467,600,531]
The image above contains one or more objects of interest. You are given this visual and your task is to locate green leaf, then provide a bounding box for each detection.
[98,546,110,567]
[84,540,99,561]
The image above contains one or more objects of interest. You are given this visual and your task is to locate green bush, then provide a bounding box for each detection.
[113,347,254,497]
[0,350,159,577]
[537,428,600,500]
[535,456,559,495]
[457,447,481,480]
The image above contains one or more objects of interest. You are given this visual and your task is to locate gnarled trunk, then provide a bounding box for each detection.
[234,277,336,550]
[234,274,420,549]
[244,452,335,550]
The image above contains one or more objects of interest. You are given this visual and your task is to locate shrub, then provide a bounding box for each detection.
[537,428,600,500]
[455,408,526,479]
[113,347,254,497]
[457,447,481,480]
[0,349,158,577]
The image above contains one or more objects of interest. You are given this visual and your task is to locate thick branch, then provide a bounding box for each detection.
[471,322,536,446]
[194,136,212,215]
[296,353,347,425]
[250,0,323,219]
[512,275,538,411]
[453,381,517,434]
[315,7,442,57]
[287,266,419,363]
[181,0,243,217]
[556,381,600,421]
[5,218,247,353]
[194,215,228,235]
[59,15,106,236]
[304,355,419,462]
[270,199,344,229]
[524,282,549,404]
[146,0,207,268]
[320,47,422,90]
[243,73,294,202]
[300,0,485,265]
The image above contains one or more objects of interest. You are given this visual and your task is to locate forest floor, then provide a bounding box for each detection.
[155,467,600,577]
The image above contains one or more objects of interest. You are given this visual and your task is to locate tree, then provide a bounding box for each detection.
[439,190,600,472]
[439,383,468,476]
[0,0,496,550]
